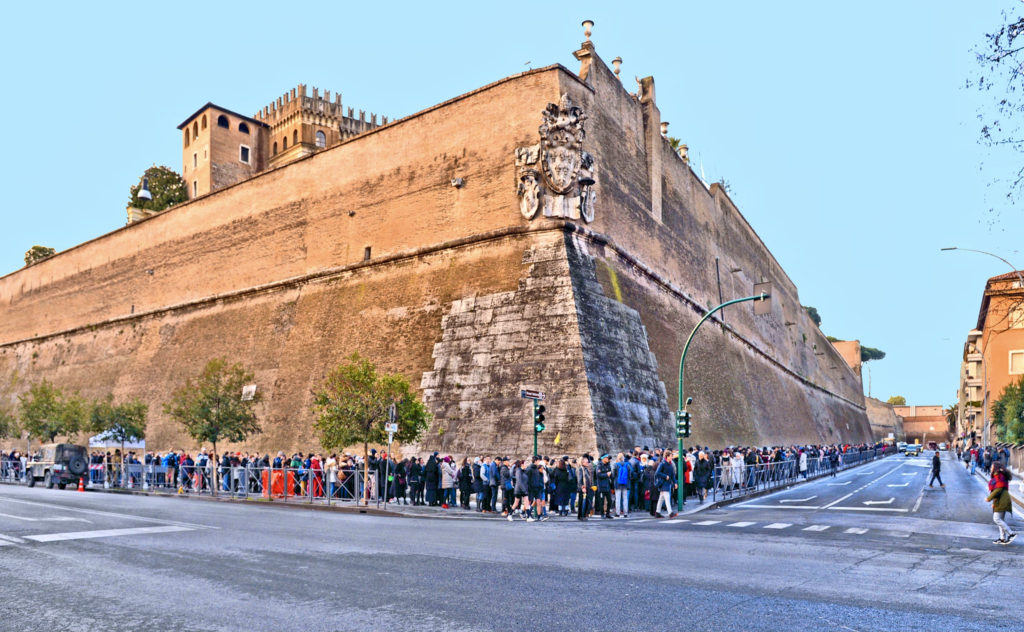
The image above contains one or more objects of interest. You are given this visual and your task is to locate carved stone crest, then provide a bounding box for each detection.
[515,94,597,223]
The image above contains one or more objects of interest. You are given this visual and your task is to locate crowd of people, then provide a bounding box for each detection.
[2,441,888,520]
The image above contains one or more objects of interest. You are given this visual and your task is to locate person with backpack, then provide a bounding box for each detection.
[499,458,513,515]
[488,457,501,512]
[507,460,529,520]
[987,462,1017,545]
[613,453,631,518]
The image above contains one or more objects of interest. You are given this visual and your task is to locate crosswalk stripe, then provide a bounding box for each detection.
[803,525,830,532]
[727,521,755,527]
[632,518,654,523]
[844,528,868,534]
[693,520,721,526]
[663,519,689,524]
[763,523,791,529]
[0,533,28,544]
[23,525,192,543]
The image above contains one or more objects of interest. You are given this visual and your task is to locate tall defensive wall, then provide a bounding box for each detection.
[0,37,871,456]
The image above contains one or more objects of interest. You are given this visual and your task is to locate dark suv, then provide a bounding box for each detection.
[25,443,89,489]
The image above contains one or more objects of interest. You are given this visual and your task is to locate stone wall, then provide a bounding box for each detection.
[865,396,905,442]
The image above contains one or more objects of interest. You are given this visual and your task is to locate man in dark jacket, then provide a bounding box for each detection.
[424,453,440,506]
[577,455,594,521]
[929,451,944,488]
[595,454,613,519]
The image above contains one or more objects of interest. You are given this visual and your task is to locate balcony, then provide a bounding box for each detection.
[966,353,982,362]
[965,377,982,387]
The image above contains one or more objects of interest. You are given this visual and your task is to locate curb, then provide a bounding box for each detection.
[79,486,406,518]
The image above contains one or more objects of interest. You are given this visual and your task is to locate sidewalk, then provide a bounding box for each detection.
[968,460,1024,513]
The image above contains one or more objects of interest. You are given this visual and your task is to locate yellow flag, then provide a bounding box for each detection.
[554,432,561,445]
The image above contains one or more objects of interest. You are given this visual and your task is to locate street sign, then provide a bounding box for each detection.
[520,389,546,400]
[241,384,257,401]
[385,422,398,434]
[387,403,397,423]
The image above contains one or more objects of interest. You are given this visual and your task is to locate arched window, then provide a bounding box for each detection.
[201,115,207,130]
[282,136,287,150]
[217,115,229,128]
[315,131,326,148]
[184,129,190,147]
[238,122,250,134]
[292,130,298,145]
[272,141,278,155]
[193,121,198,138]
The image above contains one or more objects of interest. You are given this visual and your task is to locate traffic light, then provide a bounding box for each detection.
[534,403,546,433]
[675,410,691,438]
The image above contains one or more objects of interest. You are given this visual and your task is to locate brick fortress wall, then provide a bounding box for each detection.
[0,47,871,456]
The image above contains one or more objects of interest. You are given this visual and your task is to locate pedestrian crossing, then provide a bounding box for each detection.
[630,516,875,536]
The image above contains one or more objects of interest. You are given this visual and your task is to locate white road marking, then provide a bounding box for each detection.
[844,528,869,534]
[912,489,925,513]
[727,521,755,527]
[632,518,654,523]
[0,511,91,523]
[822,492,854,509]
[693,520,721,526]
[0,533,28,544]
[24,525,192,543]
[780,496,817,503]
[803,525,830,532]
[826,481,851,486]
[763,523,791,529]
[0,497,215,530]
[863,497,895,506]
[887,483,909,488]
[663,519,688,524]
[733,504,821,510]
[902,473,917,476]
[827,506,909,512]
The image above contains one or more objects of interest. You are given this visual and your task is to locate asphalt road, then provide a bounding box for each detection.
[0,452,1021,632]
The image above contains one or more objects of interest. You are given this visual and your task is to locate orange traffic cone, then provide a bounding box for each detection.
[77,477,85,492]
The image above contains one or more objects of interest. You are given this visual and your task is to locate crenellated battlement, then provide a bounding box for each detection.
[254,83,388,133]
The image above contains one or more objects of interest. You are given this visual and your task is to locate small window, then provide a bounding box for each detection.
[192,153,197,169]
[282,136,287,150]
[192,180,198,197]
[1011,350,1024,375]
[193,121,198,138]
[217,115,229,128]
[364,246,371,261]
[201,115,207,130]
[273,141,278,155]
[184,129,190,147]
[293,130,298,145]
[315,131,326,148]
[238,122,250,134]
[239,145,250,164]
[1011,304,1024,329]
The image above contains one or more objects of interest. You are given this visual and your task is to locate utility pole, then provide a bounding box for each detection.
[676,283,771,511]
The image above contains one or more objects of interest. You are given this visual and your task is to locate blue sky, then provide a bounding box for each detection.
[0,1,1019,406]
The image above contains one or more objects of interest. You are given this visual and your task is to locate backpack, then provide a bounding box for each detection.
[616,462,630,486]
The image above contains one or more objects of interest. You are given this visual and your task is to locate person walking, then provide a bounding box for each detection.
[654,451,675,517]
[987,462,1017,545]
[929,450,945,488]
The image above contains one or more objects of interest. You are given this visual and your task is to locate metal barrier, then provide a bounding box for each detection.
[705,446,895,504]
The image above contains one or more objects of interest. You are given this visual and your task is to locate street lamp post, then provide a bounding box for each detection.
[940,247,1024,288]
[676,285,771,511]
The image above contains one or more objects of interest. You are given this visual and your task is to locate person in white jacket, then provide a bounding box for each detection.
[798,450,808,479]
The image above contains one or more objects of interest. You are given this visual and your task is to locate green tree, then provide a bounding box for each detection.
[944,403,959,436]
[128,165,188,212]
[311,352,430,504]
[860,346,886,362]
[992,375,1024,443]
[887,395,906,406]
[0,404,17,440]
[90,394,148,460]
[24,245,56,266]
[18,380,89,443]
[163,359,261,482]
[803,305,822,327]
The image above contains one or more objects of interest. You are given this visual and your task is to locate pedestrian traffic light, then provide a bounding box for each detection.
[675,410,691,438]
[534,403,546,433]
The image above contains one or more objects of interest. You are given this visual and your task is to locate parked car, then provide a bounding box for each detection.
[25,443,89,489]
[897,442,908,453]
[938,442,947,451]
[905,444,923,457]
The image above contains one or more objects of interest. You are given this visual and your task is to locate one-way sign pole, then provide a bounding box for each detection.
[521,389,546,456]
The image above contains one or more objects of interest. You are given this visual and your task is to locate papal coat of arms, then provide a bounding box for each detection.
[516,94,596,222]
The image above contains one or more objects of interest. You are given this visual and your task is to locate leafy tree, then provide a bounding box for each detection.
[128,165,188,212]
[970,8,1024,205]
[803,305,821,327]
[860,346,886,362]
[90,394,148,460]
[24,245,56,266]
[18,380,89,443]
[944,403,959,435]
[311,352,430,504]
[164,359,261,481]
[887,395,906,406]
[992,375,1024,443]
[0,405,17,440]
